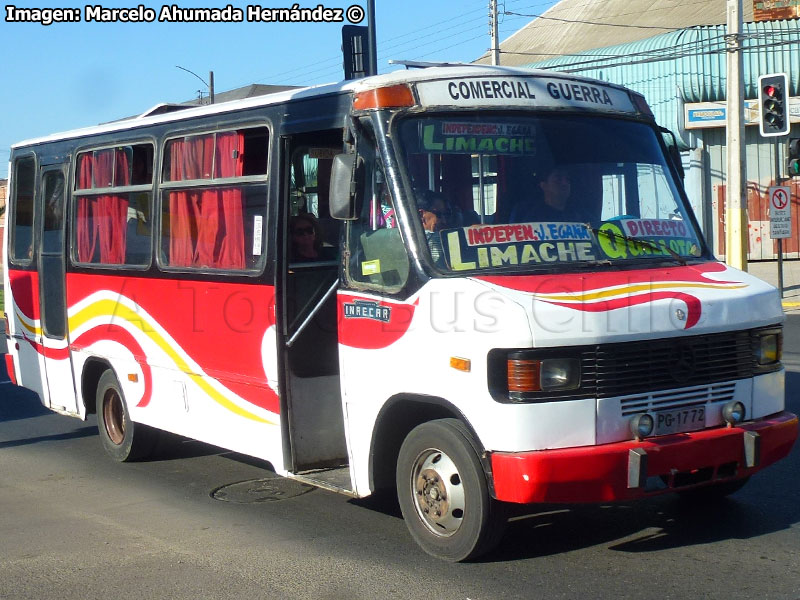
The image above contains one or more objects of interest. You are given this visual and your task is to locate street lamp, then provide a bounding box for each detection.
[176,65,215,104]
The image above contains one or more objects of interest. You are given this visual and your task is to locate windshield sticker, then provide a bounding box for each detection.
[596,222,700,260]
[421,121,536,155]
[442,227,597,271]
[464,222,591,246]
[619,218,690,238]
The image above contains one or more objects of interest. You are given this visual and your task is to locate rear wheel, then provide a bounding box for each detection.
[96,370,157,462]
[396,419,507,562]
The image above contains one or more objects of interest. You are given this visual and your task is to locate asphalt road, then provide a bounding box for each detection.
[1,322,800,600]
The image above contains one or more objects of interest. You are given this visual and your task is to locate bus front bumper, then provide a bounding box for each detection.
[489,411,798,504]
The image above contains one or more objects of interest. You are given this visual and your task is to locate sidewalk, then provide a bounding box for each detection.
[744,260,800,314]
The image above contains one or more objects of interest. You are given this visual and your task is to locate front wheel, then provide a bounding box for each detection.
[396,419,507,562]
[96,370,158,462]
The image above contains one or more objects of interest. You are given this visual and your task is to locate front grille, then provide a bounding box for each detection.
[590,330,754,398]
[491,328,764,403]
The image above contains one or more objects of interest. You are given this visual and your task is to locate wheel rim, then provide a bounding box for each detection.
[102,389,125,446]
[410,447,466,538]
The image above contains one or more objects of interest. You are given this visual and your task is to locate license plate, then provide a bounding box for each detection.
[654,406,706,436]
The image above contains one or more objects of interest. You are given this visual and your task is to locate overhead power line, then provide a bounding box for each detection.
[503,9,680,31]
[243,2,492,87]
[516,36,800,74]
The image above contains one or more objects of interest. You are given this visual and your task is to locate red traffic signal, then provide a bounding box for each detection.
[758,73,789,137]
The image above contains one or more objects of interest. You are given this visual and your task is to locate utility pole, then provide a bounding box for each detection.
[209,71,215,104]
[725,0,747,271]
[489,0,500,65]
[367,0,377,76]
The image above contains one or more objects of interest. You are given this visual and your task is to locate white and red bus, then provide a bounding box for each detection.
[4,65,797,561]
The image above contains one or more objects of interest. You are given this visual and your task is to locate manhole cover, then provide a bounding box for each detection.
[211,478,315,503]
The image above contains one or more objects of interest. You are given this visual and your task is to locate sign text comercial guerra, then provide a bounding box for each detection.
[415,77,636,114]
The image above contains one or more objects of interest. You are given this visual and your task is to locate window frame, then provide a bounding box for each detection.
[392,110,710,274]
[156,121,272,277]
[8,152,39,267]
[70,138,157,271]
[343,141,411,294]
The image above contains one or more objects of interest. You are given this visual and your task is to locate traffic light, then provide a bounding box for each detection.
[758,73,789,137]
[788,138,800,178]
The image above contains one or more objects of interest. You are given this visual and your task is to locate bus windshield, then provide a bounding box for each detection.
[396,114,704,272]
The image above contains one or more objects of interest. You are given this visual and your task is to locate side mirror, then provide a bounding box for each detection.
[660,127,685,181]
[329,153,363,220]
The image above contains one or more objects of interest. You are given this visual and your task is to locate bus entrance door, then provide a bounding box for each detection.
[279,135,351,492]
[38,165,78,415]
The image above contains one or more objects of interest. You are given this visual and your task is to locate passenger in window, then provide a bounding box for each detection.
[510,166,589,224]
[290,214,336,262]
[417,190,449,265]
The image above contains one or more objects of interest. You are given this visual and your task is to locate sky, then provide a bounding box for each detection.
[0,0,558,179]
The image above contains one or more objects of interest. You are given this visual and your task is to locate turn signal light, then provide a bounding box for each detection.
[450,357,472,372]
[353,84,415,110]
[507,359,541,392]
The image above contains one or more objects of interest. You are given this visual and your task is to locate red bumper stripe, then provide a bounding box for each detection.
[490,412,799,504]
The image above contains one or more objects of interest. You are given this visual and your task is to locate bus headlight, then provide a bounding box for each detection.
[541,358,581,391]
[507,356,580,393]
[754,330,782,366]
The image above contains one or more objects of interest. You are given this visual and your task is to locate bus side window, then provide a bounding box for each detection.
[10,157,36,263]
[346,157,409,292]
[159,128,269,272]
[73,144,153,267]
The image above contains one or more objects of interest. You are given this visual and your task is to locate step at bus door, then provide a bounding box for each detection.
[38,165,78,414]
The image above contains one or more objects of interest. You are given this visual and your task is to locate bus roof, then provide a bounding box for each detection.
[11,65,640,149]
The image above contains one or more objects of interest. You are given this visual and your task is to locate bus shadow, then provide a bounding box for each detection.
[0,384,54,422]
[486,457,800,562]
[0,425,98,449]
[147,434,230,462]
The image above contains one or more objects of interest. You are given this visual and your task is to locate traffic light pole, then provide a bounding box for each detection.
[776,138,784,297]
[725,0,747,271]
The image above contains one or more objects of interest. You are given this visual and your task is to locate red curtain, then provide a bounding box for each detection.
[168,132,245,269]
[215,132,245,269]
[76,149,129,264]
[169,138,196,267]
[77,154,96,262]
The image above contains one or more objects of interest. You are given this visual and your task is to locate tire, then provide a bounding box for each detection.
[396,419,507,562]
[96,370,158,462]
[677,477,751,503]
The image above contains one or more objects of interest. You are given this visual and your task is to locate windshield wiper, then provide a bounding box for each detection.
[587,225,688,266]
